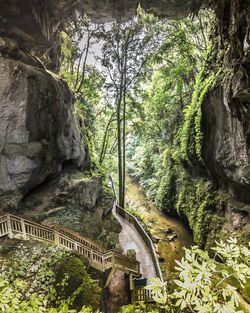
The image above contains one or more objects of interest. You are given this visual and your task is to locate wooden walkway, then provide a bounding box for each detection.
[0,195,162,303]
[115,212,157,279]
[108,177,163,303]
[0,214,140,276]
[114,204,163,303]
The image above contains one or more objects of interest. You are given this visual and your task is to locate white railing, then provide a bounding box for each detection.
[116,204,163,303]
[109,176,163,281]
[109,176,163,304]
[0,214,140,275]
[116,204,163,281]
[131,288,153,303]
[0,215,8,237]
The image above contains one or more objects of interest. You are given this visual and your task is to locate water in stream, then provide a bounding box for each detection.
[125,175,194,280]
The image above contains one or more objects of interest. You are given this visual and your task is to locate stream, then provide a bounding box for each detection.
[125,175,194,280]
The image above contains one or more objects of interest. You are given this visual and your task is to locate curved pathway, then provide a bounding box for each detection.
[114,210,157,280]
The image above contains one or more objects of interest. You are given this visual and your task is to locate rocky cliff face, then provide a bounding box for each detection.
[0,1,122,248]
[0,0,249,246]
[19,166,121,249]
[201,0,250,210]
[0,0,207,71]
[0,0,208,210]
[0,40,89,211]
[175,0,250,247]
[0,1,88,211]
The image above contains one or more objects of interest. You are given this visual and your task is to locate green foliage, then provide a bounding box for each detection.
[123,10,226,252]
[146,238,250,313]
[1,240,249,313]
[175,173,223,247]
[156,165,225,248]
[0,241,67,304]
[0,241,101,312]
[119,303,159,313]
[178,65,220,161]
[156,166,177,216]
[0,277,99,313]
[242,278,250,303]
[127,137,162,200]
[145,278,174,311]
[0,278,48,312]
[212,238,250,286]
[126,10,214,206]
[55,255,101,310]
[60,23,105,172]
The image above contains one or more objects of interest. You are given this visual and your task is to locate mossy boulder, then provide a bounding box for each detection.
[54,254,101,310]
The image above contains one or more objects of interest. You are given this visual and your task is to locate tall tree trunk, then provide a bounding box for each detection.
[120,47,128,208]
[121,92,126,208]
[99,112,115,164]
[76,30,92,94]
[101,131,110,164]
[117,94,123,207]
[117,42,125,207]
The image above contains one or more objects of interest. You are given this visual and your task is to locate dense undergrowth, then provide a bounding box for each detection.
[125,9,249,250]
[0,240,101,312]
[0,238,249,313]
[156,165,225,248]
[128,31,219,247]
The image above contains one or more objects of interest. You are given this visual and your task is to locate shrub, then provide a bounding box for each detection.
[54,255,101,310]
[146,238,250,313]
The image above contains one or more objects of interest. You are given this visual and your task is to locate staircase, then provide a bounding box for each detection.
[0,214,140,277]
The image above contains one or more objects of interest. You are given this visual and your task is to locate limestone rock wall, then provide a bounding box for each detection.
[0,13,90,211]
[20,167,121,250]
[0,0,78,72]
[0,54,88,210]
[0,0,207,70]
[0,0,207,211]
[201,0,250,210]
[0,0,249,225]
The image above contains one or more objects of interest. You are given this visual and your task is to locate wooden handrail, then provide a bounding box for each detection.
[109,176,163,281]
[131,288,153,303]
[0,213,140,276]
[116,204,163,281]
[109,176,163,304]
[50,223,106,253]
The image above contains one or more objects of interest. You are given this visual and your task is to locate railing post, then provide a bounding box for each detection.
[6,215,13,239]
[137,262,140,276]
[111,253,115,268]
[54,231,59,245]
[20,218,27,240]
[129,273,134,291]
[131,290,135,303]
[102,255,105,272]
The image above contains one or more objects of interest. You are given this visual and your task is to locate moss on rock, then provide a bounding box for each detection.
[177,49,221,162]
[54,254,101,310]
[156,165,178,217]
[157,165,226,249]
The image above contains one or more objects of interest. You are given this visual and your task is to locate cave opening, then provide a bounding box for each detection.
[0,1,250,312]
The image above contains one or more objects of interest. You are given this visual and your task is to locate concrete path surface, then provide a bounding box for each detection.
[115,212,157,280]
